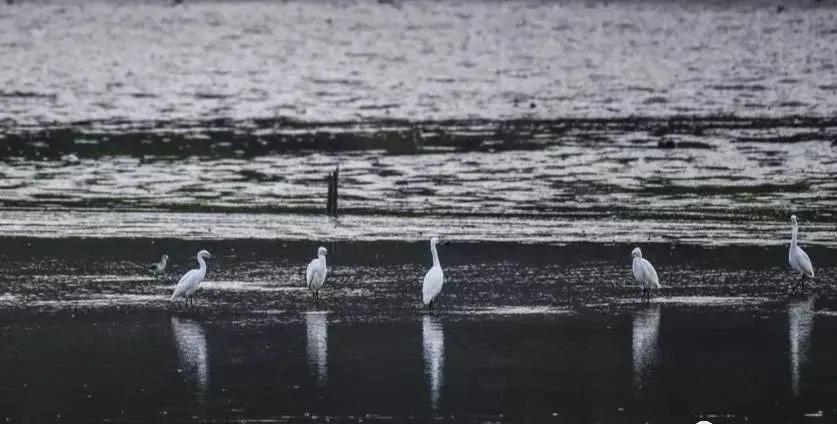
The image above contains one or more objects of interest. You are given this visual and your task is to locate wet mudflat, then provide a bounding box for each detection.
[1,240,837,422]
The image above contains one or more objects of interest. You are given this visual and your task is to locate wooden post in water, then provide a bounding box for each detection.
[326,165,339,217]
[326,173,333,215]
[331,164,340,216]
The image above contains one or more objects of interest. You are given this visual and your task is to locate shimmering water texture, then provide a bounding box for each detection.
[1,1,837,122]
[0,116,836,246]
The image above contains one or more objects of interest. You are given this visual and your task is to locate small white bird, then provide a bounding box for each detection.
[631,247,660,302]
[151,254,169,277]
[788,215,815,293]
[422,237,444,312]
[170,250,213,308]
[306,246,328,303]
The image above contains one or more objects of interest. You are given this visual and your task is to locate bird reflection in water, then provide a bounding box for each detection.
[422,315,445,411]
[305,311,329,387]
[632,304,660,395]
[171,316,209,393]
[789,297,814,397]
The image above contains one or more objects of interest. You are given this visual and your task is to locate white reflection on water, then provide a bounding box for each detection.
[305,312,328,387]
[632,305,661,394]
[171,316,209,393]
[789,297,814,397]
[422,315,445,411]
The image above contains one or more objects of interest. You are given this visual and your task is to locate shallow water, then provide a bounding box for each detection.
[0,238,833,422]
[3,301,837,423]
[0,118,836,246]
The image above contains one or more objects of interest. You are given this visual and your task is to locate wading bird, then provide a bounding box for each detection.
[422,237,444,312]
[788,215,814,293]
[151,254,169,278]
[632,247,660,302]
[306,246,328,303]
[171,250,213,309]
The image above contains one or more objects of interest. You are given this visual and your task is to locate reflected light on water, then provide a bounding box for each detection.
[632,305,661,394]
[422,315,445,411]
[171,316,209,393]
[305,312,329,387]
[789,297,814,397]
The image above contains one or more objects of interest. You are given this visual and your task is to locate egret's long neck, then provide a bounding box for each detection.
[792,222,798,247]
[197,254,207,270]
[431,244,440,267]
[319,253,327,268]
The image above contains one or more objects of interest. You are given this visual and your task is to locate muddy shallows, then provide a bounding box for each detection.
[1,239,837,422]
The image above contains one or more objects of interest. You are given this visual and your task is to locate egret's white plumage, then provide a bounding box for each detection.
[171,250,212,307]
[422,237,444,311]
[788,215,814,292]
[151,254,168,276]
[306,246,328,302]
[631,247,660,302]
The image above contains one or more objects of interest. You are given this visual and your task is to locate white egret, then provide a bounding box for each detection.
[306,246,328,303]
[632,247,660,302]
[170,250,213,308]
[150,254,169,277]
[422,237,444,312]
[788,215,815,293]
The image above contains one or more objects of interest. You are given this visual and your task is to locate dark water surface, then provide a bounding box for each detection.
[3,302,837,423]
